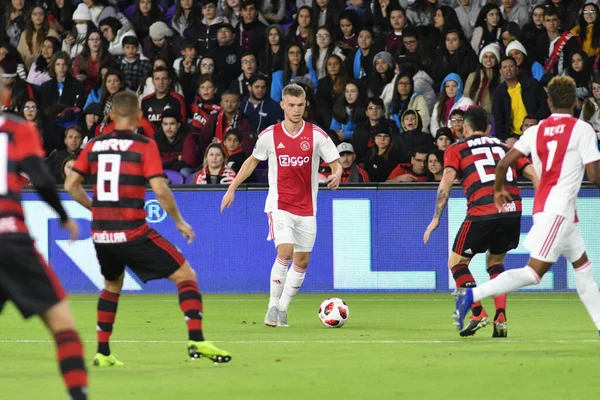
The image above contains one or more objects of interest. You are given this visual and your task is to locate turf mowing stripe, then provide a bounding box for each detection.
[0,339,598,344]
[65,298,584,303]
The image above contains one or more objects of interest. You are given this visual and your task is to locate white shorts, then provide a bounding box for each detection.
[267,210,316,253]
[524,212,586,263]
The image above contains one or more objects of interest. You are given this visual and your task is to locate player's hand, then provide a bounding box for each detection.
[423,218,440,244]
[176,219,195,244]
[494,189,513,213]
[221,190,235,212]
[61,218,80,242]
[327,173,341,190]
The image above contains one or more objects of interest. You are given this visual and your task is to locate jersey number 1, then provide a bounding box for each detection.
[472,147,514,183]
[97,154,121,201]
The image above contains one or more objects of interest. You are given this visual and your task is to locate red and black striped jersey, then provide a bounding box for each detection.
[0,114,44,234]
[444,135,530,220]
[72,130,164,242]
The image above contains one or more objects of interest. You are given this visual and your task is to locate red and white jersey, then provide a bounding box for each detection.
[253,120,339,217]
[513,113,600,220]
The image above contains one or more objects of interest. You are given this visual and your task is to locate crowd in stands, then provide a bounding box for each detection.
[1,0,599,184]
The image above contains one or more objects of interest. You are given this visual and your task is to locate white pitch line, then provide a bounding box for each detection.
[0,339,598,344]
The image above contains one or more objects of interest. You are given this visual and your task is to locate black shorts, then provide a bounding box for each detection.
[94,228,186,283]
[452,216,521,258]
[0,234,66,319]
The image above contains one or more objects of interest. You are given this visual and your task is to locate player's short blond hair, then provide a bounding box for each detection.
[547,76,576,109]
[281,83,306,99]
[111,91,140,120]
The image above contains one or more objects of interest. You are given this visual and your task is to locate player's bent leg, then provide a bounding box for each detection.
[486,252,508,338]
[169,262,232,364]
[277,252,310,327]
[571,253,600,333]
[265,244,293,327]
[95,274,124,367]
[40,300,88,400]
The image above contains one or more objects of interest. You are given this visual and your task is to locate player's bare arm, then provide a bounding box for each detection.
[585,160,600,188]
[522,164,539,189]
[493,148,523,212]
[327,160,343,190]
[423,167,456,244]
[221,155,261,212]
[149,176,195,244]
[64,171,93,211]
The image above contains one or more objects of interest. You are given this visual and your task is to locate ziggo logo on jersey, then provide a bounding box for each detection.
[278,155,311,167]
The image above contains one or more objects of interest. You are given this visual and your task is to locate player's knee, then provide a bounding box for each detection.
[41,300,76,334]
[277,244,294,260]
[169,262,196,284]
[448,252,470,269]
[293,253,310,269]
[104,276,124,294]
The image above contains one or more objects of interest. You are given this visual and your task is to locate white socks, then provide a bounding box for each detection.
[473,266,541,303]
[278,264,306,311]
[268,257,291,308]
[574,261,600,331]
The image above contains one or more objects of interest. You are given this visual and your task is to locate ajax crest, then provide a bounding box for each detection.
[300,141,311,152]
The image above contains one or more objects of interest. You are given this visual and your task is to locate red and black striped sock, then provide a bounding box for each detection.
[177,280,204,342]
[55,330,88,400]
[487,264,507,318]
[451,264,483,317]
[97,289,120,356]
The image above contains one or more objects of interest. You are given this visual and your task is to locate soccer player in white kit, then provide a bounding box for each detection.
[454,76,600,335]
[221,84,342,327]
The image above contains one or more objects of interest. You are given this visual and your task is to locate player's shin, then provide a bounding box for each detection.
[269,256,292,308]
[574,261,600,330]
[97,290,120,356]
[278,264,307,311]
[451,264,484,317]
[472,266,541,302]
[487,264,507,318]
[177,280,205,341]
[55,330,88,400]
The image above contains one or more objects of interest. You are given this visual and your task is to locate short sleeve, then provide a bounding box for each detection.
[513,127,535,156]
[252,132,269,161]
[578,122,600,165]
[15,122,44,160]
[443,145,461,173]
[71,142,91,176]
[316,130,339,163]
[143,140,165,179]
[514,154,531,174]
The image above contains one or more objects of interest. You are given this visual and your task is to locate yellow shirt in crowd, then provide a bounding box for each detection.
[507,83,527,135]
[571,25,599,57]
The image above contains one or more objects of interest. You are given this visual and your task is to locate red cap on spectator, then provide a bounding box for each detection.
[0,57,17,78]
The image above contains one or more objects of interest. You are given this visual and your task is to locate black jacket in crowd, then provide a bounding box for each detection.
[430,43,479,92]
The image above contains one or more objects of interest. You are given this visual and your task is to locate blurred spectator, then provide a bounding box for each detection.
[190,74,221,131]
[173,39,201,82]
[99,16,137,56]
[270,44,308,102]
[3,0,27,47]
[336,10,360,55]
[386,73,430,134]
[306,25,344,83]
[98,69,127,119]
[492,56,549,141]
[74,30,115,95]
[364,131,399,182]
[22,99,39,124]
[535,7,580,76]
[290,75,321,125]
[200,0,225,27]
[404,0,433,28]
[236,0,267,53]
[449,109,465,139]
[230,51,257,97]
[426,148,444,182]
[17,5,59,70]
[262,0,287,25]
[345,29,378,82]
[183,0,220,57]
[431,28,478,92]
[546,0,583,32]
[363,0,390,38]
[521,114,538,133]
[130,0,166,39]
[400,28,432,76]
[205,23,241,86]
[118,36,151,91]
[335,142,369,182]
[26,36,60,88]
[562,50,592,112]
[368,51,394,97]
[62,4,94,59]
[0,43,27,79]
[382,59,436,116]
[83,0,131,29]
[141,66,187,128]
[380,5,408,56]
[80,102,103,143]
[393,109,433,163]
[59,154,78,183]
[425,5,461,53]
[464,43,501,117]
[521,5,545,56]
[499,0,528,28]
[222,130,247,173]
[144,21,178,64]
[285,6,314,51]
[352,97,399,162]
[330,80,366,141]
[455,0,481,41]
[192,143,237,184]
[570,3,600,58]
[435,127,454,151]
[154,108,192,177]
[316,54,347,126]
[430,73,473,135]
[258,24,284,75]
[1,57,35,114]
[580,70,600,139]
[386,146,429,182]
[83,63,110,108]
[137,57,184,101]
[240,74,283,134]
[505,40,544,81]
[46,125,83,181]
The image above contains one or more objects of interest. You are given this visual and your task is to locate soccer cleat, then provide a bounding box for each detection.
[452,288,474,331]
[277,310,289,327]
[459,312,490,337]
[264,306,278,327]
[188,340,232,364]
[493,313,508,338]
[93,353,124,367]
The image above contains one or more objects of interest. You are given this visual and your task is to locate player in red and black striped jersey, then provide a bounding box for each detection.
[65,91,231,366]
[424,107,538,338]
[0,77,88,399]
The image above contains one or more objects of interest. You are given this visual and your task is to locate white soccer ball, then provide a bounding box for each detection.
[318,298,349,328]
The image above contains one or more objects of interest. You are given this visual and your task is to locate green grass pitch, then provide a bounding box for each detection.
[0,293,599,400]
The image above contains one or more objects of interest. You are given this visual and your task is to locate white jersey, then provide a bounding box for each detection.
[514,113,600,220]
[252,120,339,217]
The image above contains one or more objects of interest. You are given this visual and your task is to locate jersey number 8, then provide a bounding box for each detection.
[472,147,514,183]
[97,154,121,201]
